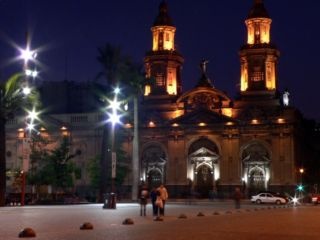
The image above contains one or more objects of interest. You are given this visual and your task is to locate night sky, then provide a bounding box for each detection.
[0,0,319,120]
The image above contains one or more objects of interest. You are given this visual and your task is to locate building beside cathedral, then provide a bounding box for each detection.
[5,0,305,199]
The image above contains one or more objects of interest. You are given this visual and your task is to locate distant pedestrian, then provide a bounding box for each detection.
[234,187,242,209]
[140,186,148,216]
[157,184,168,216]
[150,188,159,218]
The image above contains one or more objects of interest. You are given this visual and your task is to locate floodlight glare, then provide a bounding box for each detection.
[108,112,121,125]
[20,47,36,63]
[114,87,120,94]
[22,86,31,95]
[26,108,40,121]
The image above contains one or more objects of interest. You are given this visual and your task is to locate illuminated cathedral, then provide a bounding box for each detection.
[4,0,304,199]
[136,0,301,197]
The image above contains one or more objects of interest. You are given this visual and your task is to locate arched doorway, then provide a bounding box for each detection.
[248,167,265,192]
[195,164,214,197]
[141,145,167,188]
[242,142,270,195]
[147,169,162,188]
[188,138,220,198]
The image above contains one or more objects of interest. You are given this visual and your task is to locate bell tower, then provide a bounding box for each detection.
[239,0,279,98]
[144,0,184,97]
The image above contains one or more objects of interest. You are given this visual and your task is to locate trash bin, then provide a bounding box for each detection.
[102,193,116,209]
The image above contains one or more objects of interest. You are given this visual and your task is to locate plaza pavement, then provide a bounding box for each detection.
[0,200,319,240]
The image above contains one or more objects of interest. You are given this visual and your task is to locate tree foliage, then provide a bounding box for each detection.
[28,136,80,193]
[0,73,40,206]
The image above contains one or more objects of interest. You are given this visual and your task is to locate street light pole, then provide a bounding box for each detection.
[104,87,121,209]
[19,43,38,206]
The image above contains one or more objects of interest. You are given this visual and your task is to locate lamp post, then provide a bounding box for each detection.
[19,45,38,206]
[297,168,304,200]
[104,87,122,208]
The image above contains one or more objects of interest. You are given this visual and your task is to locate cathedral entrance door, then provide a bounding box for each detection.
[147,170,162,189]
[248,167,265,193]
[195,165,213,198]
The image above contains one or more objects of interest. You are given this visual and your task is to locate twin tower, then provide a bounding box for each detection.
[143,0,279,102]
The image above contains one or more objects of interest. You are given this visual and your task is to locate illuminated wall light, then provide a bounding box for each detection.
[125,123,132,128]
[172,123,179,127]
[226,122,234,126]
[251,119,258,124]
[144,85,151,96]
[61,126,69,136]
[148,121,156,127]
[222,108,233,118]
[198,122,206,127]
[40,127,46,131]
[172,110,183,119]
[277,118,285,124]
[17,128,25,139]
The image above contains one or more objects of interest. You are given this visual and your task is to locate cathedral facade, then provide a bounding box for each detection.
[137,0,302,197]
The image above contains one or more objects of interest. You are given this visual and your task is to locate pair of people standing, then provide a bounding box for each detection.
[150,184,168,219]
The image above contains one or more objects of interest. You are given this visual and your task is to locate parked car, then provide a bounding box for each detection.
[5,193,33,206]
[311,194,320,205]
[251,193,287,204]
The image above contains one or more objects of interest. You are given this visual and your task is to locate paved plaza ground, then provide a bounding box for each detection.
[0,201,319,240]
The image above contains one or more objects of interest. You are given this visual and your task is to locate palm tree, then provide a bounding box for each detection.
[97,43,125,201]
[97,44,145,201]
[121,60,145,201]
[0,74,38,206]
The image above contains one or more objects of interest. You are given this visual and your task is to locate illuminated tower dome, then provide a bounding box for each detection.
[239,0,280,100]
[144,0,184,97]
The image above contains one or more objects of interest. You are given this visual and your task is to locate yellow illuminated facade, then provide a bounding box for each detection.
[245,18,271,45]
[240,61,249,91]
[240,0,278,93]
[166,67,177,95]
[144,1,183,97]
[152,26,176,51]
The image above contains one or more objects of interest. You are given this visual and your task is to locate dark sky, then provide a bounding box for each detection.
[0,0,319,120]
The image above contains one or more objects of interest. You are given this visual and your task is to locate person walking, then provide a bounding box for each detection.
[150,188,158,218]
[140,185,148,216]
[234,187,242,209]
[157,184,168,216]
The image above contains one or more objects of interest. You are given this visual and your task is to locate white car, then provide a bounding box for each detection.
[251,193,286,205]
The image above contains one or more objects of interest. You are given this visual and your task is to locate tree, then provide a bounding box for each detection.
[97,43,146,201]
[29,137,80,194]
[120,60,145,201]
[97,43,125,200]
[0,74,39,206]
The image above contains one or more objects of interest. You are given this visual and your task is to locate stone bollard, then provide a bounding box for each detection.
[197,212,205,217]
[18,227,36,238]
[178,214,187,219]
[213,211,220,215]
[122,218,134,225]
[80,222,94,230]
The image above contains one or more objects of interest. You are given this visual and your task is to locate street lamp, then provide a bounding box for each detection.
[297,168,305,201]
[103,87,123,209]
[19,44,39,206]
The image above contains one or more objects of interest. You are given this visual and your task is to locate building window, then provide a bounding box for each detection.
[165,33,170,41]
[251,71,264,82]
[156,73,165,86]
